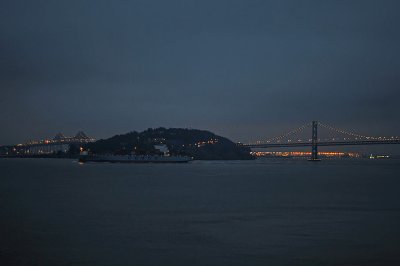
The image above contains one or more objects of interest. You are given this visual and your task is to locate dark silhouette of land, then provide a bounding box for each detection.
[0,128,254,160]
[86,128,253,160]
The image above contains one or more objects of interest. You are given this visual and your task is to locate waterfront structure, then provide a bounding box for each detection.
[250,151,361,158]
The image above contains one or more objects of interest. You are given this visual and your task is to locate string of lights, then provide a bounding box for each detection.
[318,122,376,140]
[259,122,312,144]
[249,122,399,145]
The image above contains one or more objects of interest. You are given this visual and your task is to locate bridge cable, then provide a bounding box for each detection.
[257,122,312,144]
[318,122,376,140]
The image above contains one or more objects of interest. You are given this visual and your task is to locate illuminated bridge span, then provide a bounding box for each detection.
[243,121,400,161]
[9,131,95,156]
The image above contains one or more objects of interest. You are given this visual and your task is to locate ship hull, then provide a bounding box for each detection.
[79,154,192,163]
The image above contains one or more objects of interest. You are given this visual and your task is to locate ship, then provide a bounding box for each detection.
[78,154,192,163]
[78,144,192,163]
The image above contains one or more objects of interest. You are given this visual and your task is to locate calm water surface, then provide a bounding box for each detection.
[1,158,400,265]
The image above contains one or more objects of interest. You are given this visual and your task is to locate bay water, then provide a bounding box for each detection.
[1,158,400,265]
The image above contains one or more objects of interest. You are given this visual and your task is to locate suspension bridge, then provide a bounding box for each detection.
[243,121,400,161]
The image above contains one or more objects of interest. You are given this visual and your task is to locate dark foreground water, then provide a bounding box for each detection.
[1,158,400,266]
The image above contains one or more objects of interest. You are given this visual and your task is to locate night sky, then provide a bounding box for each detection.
[1,0,400,145]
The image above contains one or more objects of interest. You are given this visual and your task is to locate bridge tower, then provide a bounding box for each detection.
[309,121,321,161]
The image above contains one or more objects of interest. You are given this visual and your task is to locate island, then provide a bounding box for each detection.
[85,128,254,160]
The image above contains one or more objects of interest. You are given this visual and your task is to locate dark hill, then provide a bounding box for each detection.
[85,128,254,160]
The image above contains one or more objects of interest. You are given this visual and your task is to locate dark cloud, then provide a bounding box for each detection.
[1,0,400,144]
